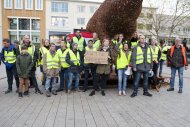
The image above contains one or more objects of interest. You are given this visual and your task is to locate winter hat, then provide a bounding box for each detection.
[72,42,78,48]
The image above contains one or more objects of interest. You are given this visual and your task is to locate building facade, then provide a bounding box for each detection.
[0,0,2,49]
[46,0,101,43]
[1,0,46,44]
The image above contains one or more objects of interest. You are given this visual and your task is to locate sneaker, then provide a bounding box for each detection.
[83,89,88,92]
[52,91,57,95]
[123,91,126,96]
[130,92,137,98]
[101,90,105,96]
[143,92,152,97]
[5,89,12,94]
[167,88,174,91]
[46,91,51,97]
[68,90,71,94]
[89,90,95,96]
[118,91,122,96]
[178,89,183,93]
[35,90,43,94]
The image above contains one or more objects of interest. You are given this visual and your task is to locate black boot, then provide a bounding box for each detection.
[24,91,29,96]
[143,92,152,97]
[35,89,43,94]
[101,90,105,96]
[167,88,174,91]
[89,90,95,96]
[130,92,137,98]
[19,93,23,97]
[5,89,12,94]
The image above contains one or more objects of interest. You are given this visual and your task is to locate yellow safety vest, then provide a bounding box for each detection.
[116,50,131,69]
[4,50,16,64]
[150,46,159,62]
[39,47,49,65]
[136,46,151,64]
[161,46,168,61]
[46,51,59,69]
[57,48,70,68]
[93,40,101,49]
[69,50,80,66]
[131,41,138,47]
[112,39,118,45]
[66,41,71,49]
[73,36,85,51]
[19,45,35,58]
[84,47,96,64]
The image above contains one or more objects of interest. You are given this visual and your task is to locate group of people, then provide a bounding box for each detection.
[0,30,188,98]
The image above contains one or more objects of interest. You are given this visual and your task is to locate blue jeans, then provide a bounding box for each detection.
[67,71,80,90]
[45,77,57,92]
[159,60,164,76]
[59,69,66,90]
[170,67,184,89]
[133,71,149,93]
[118,69,127,91]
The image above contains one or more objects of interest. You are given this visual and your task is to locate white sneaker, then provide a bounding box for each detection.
[118,91,122,96]
[123,91,126,96]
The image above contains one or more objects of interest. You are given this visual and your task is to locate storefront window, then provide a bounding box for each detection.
[32,19,40,30]
[32,32,40,43]
[19,19,30,30]
[9,18,17,30]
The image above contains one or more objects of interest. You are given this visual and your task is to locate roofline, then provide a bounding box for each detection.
[51,0,102,4]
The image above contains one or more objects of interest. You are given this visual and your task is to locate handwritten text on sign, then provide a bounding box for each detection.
[85,51,108,64]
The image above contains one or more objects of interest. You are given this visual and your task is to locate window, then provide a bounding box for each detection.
[90,6,97,13]
[4,0,12,9]
[15,0,23,9]
[51,16,69,27]
[77,18,85,25]
[51,2,68,12]
[147,13,153,19]
[35,0,43,10]
[25,0,33,10]
[77,5,85,13]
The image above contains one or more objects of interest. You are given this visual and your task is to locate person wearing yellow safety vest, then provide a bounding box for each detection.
[89,39,113,96]
[1,38,19,94]
[72,30,86,70]
[130,35,153,98]
[83,40,97,92]
[57,41,70,92]
[65,43,81,94]
[129,31,139,49]
[19,35,43,94]
[111,34,119,46]
[43,43,60,97]
[92,32,101,49]
[150,38,161,79]
[149,38,161,90]
[115,43,131,96]
[38,39,50,86]
[158,40,168,77]
[65,35,72,49]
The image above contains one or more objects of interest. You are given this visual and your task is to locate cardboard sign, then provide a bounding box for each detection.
[85,51,108,64]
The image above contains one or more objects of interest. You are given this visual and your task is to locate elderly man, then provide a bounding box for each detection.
[167,37,188,93]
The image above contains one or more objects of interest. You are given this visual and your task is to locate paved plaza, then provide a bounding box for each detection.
[0,66,190,127]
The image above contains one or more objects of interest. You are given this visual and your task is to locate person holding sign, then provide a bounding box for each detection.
[89,39,113,96]
[115,43,131,96]
[83,40,97,92]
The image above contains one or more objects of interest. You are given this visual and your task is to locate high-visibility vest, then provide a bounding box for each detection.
[168,46,187,66]
[161,46,168,61]
[39,47,49,65]
[19,45,35,58]
[116,50,131,69]
[46,51,59,69]
[4,50,16,64]
[150,46,159,62]
[84,47,96,64]
[66,41,71,49]
[93,40,101,49]
[72,36,85,51]
[112,39,118,45]
[131,41,138,47]
[57,48,70,68]
[69,50,80,66]
[136,46,151,64]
